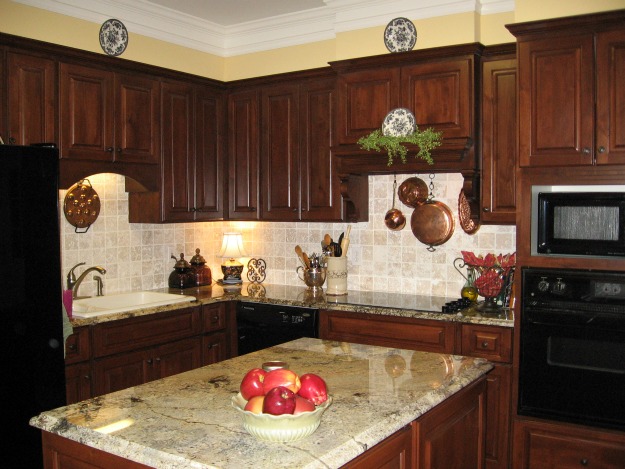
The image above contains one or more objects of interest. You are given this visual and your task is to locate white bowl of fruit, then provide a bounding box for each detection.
[231,367,332,442]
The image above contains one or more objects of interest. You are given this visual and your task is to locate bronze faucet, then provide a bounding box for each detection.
[66,262,107,299]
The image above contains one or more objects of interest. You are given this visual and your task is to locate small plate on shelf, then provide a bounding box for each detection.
[382,108,416,137]
[384,17,417,53]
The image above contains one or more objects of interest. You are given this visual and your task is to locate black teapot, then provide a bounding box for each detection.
[168,253,195,289]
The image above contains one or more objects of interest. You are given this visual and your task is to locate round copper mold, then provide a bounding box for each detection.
[458,189,480,235]
[398,177,428,208]
[410,200,455,250]
[63,179,100,233]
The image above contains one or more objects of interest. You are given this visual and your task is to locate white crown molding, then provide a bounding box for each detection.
[12,0,514,57]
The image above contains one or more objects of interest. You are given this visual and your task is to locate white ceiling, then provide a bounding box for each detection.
[14,0,514,56]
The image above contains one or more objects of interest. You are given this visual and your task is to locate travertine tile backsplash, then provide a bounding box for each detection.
[59,173,515,299]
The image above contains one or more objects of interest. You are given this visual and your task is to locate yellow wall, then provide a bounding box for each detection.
[1,0,623,81]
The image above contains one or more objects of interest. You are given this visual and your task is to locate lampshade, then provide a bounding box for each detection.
[218,232,247,259]
[218,233,247,283]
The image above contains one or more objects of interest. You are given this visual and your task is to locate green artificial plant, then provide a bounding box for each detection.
[357,127,443,166]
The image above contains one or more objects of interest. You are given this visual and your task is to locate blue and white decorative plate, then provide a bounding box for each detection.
[99,19,128,56]
[382,108,416,137]
[384,17,417,53]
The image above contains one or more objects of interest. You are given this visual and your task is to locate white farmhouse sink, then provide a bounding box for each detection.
[72,291,196,318]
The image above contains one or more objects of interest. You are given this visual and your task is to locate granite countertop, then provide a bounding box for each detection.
[70,283,513,328]
[31,337,493,468]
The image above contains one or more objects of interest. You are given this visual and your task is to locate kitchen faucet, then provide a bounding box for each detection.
[66,262,107,299]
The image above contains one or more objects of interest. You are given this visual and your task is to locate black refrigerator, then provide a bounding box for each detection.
[0,145,67,468]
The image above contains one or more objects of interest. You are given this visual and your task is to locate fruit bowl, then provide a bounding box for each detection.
[231,393,332,442]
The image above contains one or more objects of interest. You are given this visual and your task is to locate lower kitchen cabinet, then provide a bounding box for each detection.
[512,418,625,469]
[320,310,513,469]
[343,425,412,469]
[65,302,234,403]
[92,337,202,396]
[319,310,455,353]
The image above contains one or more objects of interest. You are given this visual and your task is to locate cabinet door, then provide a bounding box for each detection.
[60,63,114,161]
[518,34,594,167]
[194,86,225,220]
[65,363,92,404]
[342,425,412,469]
[260,83,300,220]
[596,29,625,165]
[481,58,517,224]
[337,67,400,144]
[156,337,202,380]
[402,58,473,142]
[228,89,259,219]
[202,332,227,366]
[300,78,342,221]
[512,419,625,469]
[161,80,195,221]
[484,365,512,469]
[7,52,56,145]
[114,73,159,165]
[92,348,151,396]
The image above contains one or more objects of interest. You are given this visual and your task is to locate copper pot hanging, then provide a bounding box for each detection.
[410,175,455,250]
[385,175,406,231]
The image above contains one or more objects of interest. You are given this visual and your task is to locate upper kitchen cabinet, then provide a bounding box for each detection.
[5,51,57,146]
[129,79,225,223]
[227,88,260,220]
[330,43,482,174]
[260,76,342,221]
[59,62,160,189]
[480,44,517,225]
[508,11,625,167]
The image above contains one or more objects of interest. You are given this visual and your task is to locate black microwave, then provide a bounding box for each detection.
[532,189,625,258]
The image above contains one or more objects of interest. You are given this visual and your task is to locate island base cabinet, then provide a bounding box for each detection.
[512,418,625,469]
[42,431,152,469]
[413,378,486,469]
[342,425,413,469]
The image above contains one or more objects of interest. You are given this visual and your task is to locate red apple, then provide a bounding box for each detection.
[262,386,296,415]
[244,395,265,414]
[293,395,316,414]
[262,368,301,394]
[240,368,266,400]
[297,373,328,405]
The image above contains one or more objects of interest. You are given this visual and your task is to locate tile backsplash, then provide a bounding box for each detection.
[59,173,515,299]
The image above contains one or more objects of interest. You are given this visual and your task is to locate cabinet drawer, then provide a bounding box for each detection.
[461,324,512,363]
[320,310,455,353]
[202,303,226,332]
[65,327,91,364]
[92,306,202,358]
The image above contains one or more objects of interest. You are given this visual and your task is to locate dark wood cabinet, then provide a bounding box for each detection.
[6,51,57,145]
[461,324,512,469]
[343,425,412,469]
[227,88,260,220]
[59,63,159,165]
[413,379,486,469]
[512,418,625,469]
[129,80,225,222]
[331,44,480,172]
[64,327,92,404]
[260,77,341,221]
[510,15,625,167]
[260,82,300,220]
[480,47,517,224]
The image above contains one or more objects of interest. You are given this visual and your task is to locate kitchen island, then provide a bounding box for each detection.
[32,338,492,468]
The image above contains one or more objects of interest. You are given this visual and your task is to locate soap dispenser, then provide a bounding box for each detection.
[190,248,212,286]
[168,253,195,289]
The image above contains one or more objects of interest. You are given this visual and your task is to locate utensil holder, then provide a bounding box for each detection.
[326,256,348,295]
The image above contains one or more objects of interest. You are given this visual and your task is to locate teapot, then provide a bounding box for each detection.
[190,248,212,286]
[168,253,195,289]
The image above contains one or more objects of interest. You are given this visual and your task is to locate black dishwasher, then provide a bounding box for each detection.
[236,302,319,355]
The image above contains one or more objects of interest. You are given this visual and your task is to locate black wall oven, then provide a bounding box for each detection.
[519,268,625,430]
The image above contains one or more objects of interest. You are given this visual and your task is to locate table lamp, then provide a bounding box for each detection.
[218,232,247,283]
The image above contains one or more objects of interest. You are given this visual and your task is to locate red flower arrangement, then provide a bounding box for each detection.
[460,251,516,299]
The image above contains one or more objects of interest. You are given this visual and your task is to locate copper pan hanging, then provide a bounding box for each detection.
[410,175,455,251]
[63,179,100,233]
[398,176,428,208]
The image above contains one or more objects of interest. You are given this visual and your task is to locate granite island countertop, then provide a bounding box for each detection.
[70,283,513,328]
[31,337,493,469]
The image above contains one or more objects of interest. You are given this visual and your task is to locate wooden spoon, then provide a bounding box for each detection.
[294,245,310,268]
